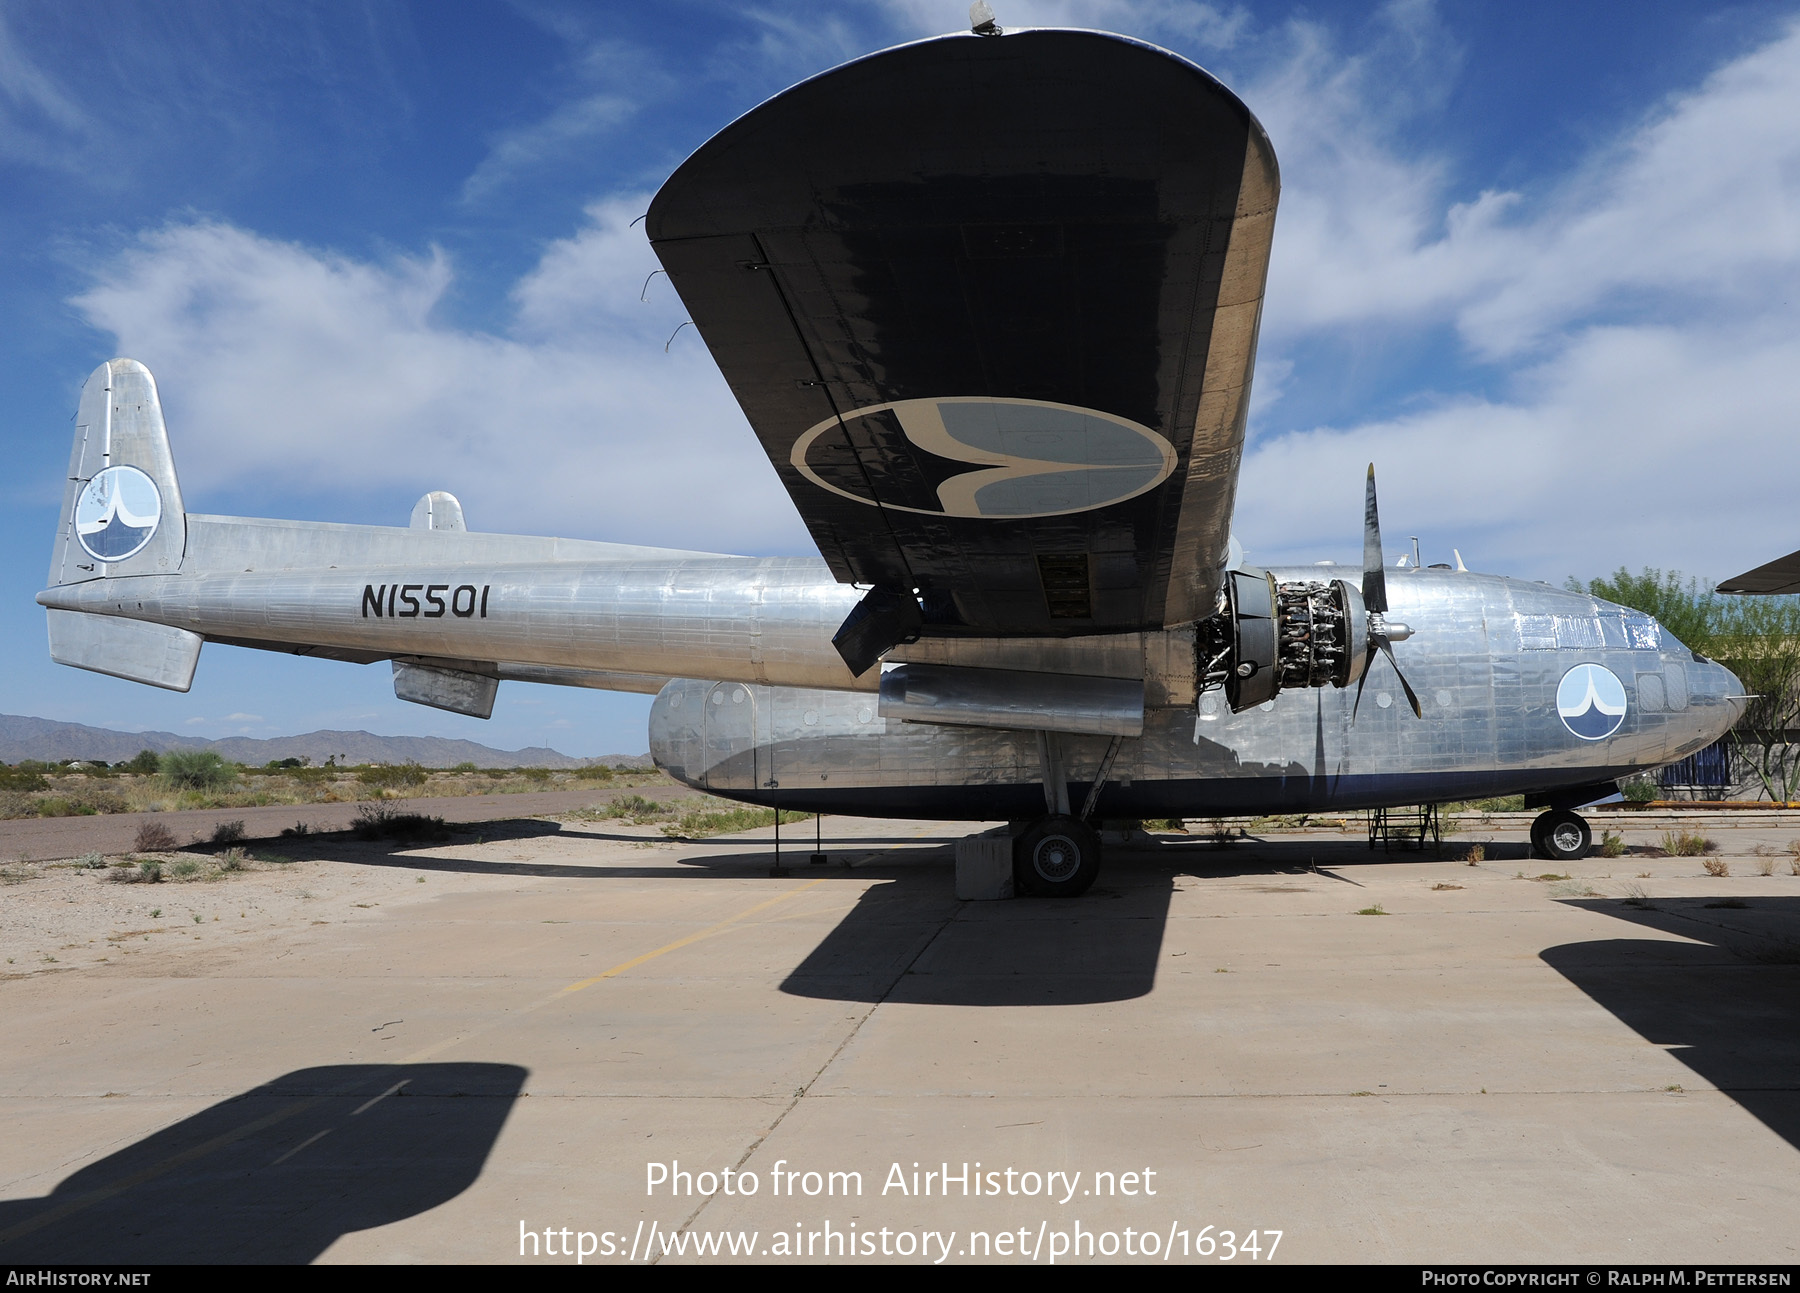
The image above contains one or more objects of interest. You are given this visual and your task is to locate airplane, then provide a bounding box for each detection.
[36,22,1741,897]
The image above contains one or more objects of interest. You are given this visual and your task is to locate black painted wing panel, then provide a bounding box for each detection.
[648,29,1277,636]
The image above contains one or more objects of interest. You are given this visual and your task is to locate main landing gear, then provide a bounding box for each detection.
[1014,815,1102,897]
[1530,809,1592,861]
[1011,732,1125,898]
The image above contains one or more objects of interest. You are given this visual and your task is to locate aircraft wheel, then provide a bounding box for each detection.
[1013,815,1101,898]
[1533,810,1591,861]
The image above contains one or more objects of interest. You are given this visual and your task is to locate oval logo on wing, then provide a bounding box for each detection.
[1557,663,1627,741]
[74,465,162,562]
[791,397,1176,519]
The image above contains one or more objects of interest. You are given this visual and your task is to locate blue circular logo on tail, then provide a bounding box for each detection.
[74,465,161,562]
[1557,663,1627,741]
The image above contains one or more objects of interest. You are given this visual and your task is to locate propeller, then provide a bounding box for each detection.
[1354,464,1422,719]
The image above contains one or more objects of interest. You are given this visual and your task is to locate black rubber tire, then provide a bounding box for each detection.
[1013,815,1102,898]
[1534,810,1591,861]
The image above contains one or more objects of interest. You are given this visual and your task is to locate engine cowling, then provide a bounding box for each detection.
[1196,569,1368,713]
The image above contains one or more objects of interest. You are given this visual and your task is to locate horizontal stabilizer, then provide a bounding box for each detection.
[47,609,202,691]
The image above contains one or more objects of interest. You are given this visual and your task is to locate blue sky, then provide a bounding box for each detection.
[3,0,1798,757]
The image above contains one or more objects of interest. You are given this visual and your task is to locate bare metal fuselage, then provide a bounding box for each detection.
[40,512,1739,819]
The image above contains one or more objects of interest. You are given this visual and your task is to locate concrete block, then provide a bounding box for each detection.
[954,827,1014,900]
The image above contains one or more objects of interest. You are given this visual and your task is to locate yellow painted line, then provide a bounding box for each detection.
[559,879,828,994]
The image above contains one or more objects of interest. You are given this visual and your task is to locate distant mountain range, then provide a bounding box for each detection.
[0,714,648,769]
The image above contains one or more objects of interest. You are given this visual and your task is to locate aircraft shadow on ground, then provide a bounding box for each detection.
[775,835,1455,1007]
[1543,896,1800,1155]
[0,1063,525,1264]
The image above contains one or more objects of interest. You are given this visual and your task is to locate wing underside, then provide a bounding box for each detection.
[648,29,1277,638]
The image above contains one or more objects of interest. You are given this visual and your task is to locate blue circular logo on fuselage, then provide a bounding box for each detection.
[1557,663,1628,741]
[74,465,162,562]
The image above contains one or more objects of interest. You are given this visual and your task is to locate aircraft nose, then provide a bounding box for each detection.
[1715,659,1748,727]
[1695,657,1747,739]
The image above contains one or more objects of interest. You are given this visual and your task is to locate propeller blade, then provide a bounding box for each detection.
[1363,464,1387,614]
[1351,646,1375,719]
[1376,638,1423,717]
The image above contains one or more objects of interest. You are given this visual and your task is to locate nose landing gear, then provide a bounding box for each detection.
[1530,809,1592,861]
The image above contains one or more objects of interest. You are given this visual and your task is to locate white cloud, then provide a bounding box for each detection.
[1236,17,1800,586]
[1252,16,1800,355]
[0,10,91,170]
[72,204,810,555]
[880,0,1248,48]
[460,93,636,205]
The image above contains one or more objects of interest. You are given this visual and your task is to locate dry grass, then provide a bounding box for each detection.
[1463,843,1485,864]
[1659,830,1717,857]
[1,764,669,821]
[1702,858,1730,877]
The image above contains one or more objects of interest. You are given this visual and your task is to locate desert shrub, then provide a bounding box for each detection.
[138,860,163,883]
[35,783,128,815]
[1621,779,1658,803]
[574,764,615,781]
[356,763,429,789]
[1464,843,1485,863]
[1702,858,1730,877]
[1599,830,1628,858]
[279,822,312,838]
[210,820,246,845]
[0,766,49,792]
[161,751,235,791]
[451,762,478,773]
[602,794,672,823]
[217,848,248,871]
[1660,830,1717,857]
[0,791,37,820]
[125,749,162,775]
[520,767,553,784]
[352,804,449,841]
[134,821,178,852]
[170,859,200,878]
[662,804,811,838]
[34,798,94,817]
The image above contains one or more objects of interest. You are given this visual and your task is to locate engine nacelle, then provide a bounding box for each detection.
[1196,569,1368,713]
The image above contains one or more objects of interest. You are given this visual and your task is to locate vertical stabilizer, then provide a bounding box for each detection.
[49,359,187,586]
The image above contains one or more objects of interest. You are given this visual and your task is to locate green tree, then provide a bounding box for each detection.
[1572,568,1800,802]
[125,749,162,775]
[160,750,236,791]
